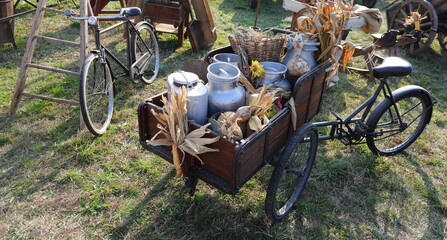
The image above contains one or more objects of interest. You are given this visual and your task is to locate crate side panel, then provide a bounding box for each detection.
[265,110,290,158]
[239,134,266,184]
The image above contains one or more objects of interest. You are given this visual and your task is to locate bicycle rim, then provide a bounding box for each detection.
[266,123,318,221]
[133,24,159,84]
[80,55,114,136]
[368,94,429,155]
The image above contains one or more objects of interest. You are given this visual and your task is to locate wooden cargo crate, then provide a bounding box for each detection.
[138,55,331,195]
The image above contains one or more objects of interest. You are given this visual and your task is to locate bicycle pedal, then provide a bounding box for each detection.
[339,137,351,145]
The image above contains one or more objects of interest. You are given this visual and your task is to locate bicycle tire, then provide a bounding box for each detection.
[80,53,114,136]
[265,123,318,222]
[130,22,160,85]
[366,86,433,156]
[362,0,377,8]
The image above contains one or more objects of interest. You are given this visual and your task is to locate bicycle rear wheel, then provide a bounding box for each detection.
[80,53,114,136]
[131,22,159,84]
[265,123,318,222]
[366,86,432,155]
[362,0,377,8]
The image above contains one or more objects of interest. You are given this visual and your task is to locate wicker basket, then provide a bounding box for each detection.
[228,28,287,63]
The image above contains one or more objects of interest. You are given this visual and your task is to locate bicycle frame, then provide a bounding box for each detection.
[313,78,403,145]
[66,9,152,80]
[94,20,134,79]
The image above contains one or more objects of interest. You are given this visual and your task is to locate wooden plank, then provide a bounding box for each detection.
[239,133,265,184]
[27,63,81,76]
[21,92,80,105]
[42,7,75,15]
[154,23,178,34]
[190,0,216,49]
[35,35,81,47]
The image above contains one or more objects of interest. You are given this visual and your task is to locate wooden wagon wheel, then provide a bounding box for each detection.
[389,0,438,55]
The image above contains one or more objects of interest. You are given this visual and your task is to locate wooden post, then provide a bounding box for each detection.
[9,0,47,116]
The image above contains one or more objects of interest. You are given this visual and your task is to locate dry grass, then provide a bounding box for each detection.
[1,0,447,239]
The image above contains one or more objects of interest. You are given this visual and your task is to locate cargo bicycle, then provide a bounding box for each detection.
[65,7,160,135]
[138,42,435,222]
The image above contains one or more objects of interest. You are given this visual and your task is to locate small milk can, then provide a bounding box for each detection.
[207,62,245,117]
[257,61,291,90]
[212,53,241,69]
[167,71,208,125]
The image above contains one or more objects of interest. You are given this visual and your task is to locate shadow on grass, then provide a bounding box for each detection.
[0,112,80,210]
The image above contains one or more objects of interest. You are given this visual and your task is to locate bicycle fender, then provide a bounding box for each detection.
[88,50,100,54]
[391,85,433,102]
[134,21,155,33]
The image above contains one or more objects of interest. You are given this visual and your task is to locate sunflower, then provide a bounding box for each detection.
[249,60,265,78]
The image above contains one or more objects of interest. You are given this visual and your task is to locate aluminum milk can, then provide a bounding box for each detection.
[167,71,208,125]
[207,62,245,117]
[257,61,291,90]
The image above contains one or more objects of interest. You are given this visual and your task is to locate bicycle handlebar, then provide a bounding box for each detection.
[63,8,128,21]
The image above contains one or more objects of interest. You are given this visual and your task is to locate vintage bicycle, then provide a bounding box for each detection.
[65,7,160,135]
[138,32,436,221]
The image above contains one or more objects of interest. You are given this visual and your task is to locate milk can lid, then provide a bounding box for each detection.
[172,71,199,87]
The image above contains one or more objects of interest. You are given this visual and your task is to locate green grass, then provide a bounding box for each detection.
[1,0,447,239]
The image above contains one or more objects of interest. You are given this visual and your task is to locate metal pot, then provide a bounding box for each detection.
[212,53,241,69]
[207,62,245,117]
[258,61,291,90]
[167,71,208,124]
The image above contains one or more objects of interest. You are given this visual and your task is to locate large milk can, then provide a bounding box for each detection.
[207,62,245,117]
[167,71,208,125]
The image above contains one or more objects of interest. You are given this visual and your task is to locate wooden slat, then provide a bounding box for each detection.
[154,23,179,34]
[42,7,79,16]
[35,35,81,47]
[9,0,48,116]
[27,63,80,76]
[21,92,80,105]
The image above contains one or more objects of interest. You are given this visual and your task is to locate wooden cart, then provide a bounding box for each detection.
[138,47,331,221]
[386,0,447,54]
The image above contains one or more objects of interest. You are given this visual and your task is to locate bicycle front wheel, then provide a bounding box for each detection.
[265,123,318,222]
[131,22,160,84]
[366,86,432,156]
[80,53,114,136]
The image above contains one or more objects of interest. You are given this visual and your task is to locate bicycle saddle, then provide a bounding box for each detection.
[120,7,141,17]
[372,57,412,79]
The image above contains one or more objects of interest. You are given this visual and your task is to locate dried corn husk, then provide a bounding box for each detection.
[248,115,269,133]
[215,111,245,141]
[287,97,297,131]
[147,88,220,177]
[342,41,356,70]
[249,85,277,119]
[300,0,353,83]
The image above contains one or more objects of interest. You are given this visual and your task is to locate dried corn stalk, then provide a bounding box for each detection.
[300,0,354,83]
[247,86,277,132]
[147,87,220,177]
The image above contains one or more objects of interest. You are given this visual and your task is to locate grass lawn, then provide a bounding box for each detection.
[1,0,446,239]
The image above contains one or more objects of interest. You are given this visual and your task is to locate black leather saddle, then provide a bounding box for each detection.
[120,7,141,17]
[373,57,412,79]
